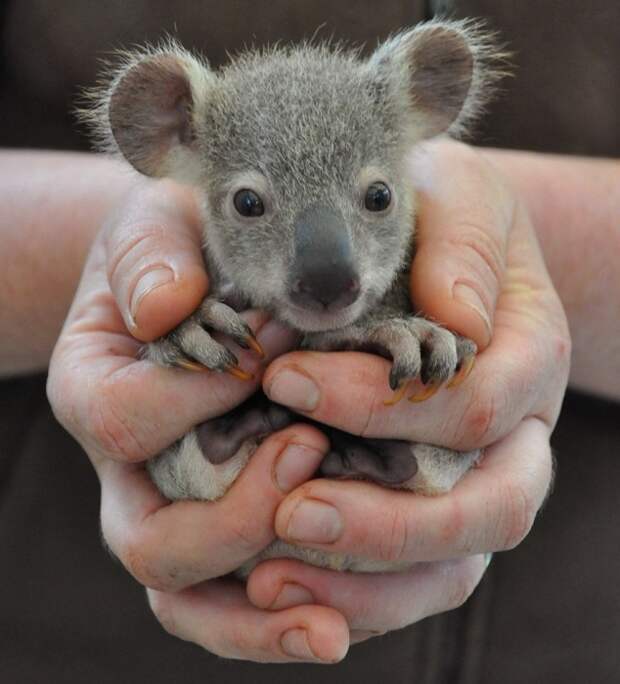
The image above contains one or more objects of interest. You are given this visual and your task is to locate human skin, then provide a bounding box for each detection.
[3,141,616,661]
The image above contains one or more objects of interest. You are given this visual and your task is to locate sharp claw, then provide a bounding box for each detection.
[447,355,475,389]
[176,359,209,373]
[245,335,266,359]
[383,381,410,406]
[224,365,254,382]
[409,381,441,403]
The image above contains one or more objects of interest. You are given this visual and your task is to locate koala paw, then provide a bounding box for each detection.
[320,429,480,496]
[367,317,476,404]
[148,393,295,499]
[306,316,476,403]
[319,428,418,486]
[195,392,294,464]
[143,297,264,380]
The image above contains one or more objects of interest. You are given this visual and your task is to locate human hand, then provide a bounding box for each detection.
[47,179,350,663]
[244,139,571,643]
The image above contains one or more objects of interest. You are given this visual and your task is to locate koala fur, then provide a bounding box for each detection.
[83,19,505,576]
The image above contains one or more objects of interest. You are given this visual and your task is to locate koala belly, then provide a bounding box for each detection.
[147,406,480,578]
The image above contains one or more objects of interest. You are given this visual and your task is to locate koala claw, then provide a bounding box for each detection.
[224,365,254,381]
[172,354,253,380]
[447,353,476,389]
[383,381,410,406]
[175,358,209,373]
[243,335,266,359]
[144,296,265,379]
[408,381,441,403]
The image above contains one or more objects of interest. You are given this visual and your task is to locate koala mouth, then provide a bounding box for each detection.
[279,296,368,333]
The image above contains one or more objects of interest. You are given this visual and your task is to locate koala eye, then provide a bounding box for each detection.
[364,182,392,212]
[233,189,265,217]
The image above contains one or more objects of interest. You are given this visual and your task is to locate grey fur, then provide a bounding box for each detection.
[84,19,504,575]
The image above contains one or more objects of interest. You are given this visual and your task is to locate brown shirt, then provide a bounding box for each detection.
[1,2,619,682]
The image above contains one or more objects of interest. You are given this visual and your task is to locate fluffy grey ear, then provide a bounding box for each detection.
[368,20,504,140]
[82,43,212,182]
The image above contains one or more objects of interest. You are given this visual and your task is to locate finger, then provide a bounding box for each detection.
[273,418,552,565]
[408,140,514,350]
[49,237,299,463]
[147,579,349,663]
[104,179,208,341]
[98,424,329,591]
[51,308,296,464]
[247,555,487,633]
[263,213,570,448]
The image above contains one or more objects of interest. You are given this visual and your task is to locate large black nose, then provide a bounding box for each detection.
[291,270,361,310]
[289,205,361,312]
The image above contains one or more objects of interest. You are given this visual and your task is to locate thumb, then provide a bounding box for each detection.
[104,179,208,341]
[408,142,513,350]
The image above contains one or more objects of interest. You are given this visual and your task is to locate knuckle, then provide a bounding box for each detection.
[444,561,482,611]
[498,480,538,550]
[226,515,269,556]
[106,223,166,287]
[148,591,178,637]
[46,369,76,432]
[454,383,504,448]
[227,623,258,658]
[553,329,572,380]
[439,495,469,553]
[449,227,505,287]
[89,377,150,462]
[377,504,411,564]
[348,594,377,628]
[116,534,175,592]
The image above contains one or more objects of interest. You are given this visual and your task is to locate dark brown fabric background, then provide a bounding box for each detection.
[1,1,618,682]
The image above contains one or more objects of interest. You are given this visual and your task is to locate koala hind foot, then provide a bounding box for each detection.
[148,392,295,500]
[320,428,480,495]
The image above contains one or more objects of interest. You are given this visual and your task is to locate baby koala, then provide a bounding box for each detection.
[86,19,502,576]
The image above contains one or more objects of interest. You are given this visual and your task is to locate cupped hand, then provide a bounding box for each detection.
[250,140,570,642]
[48,138,571,659]
[47,179,350,663]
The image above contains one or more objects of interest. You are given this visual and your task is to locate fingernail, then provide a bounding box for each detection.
[453,283,492,340]
[275,445,324,493]
[286,499,343,544]
[484,552,494,569]
[270,583,315,610]
[280,628,322,662]
[130,267,175,322]
[266,368,320,412]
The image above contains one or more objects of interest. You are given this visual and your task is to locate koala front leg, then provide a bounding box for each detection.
[304,316,478,493]
[144,293,285,504]
[148,393,295,501]
[305,315,477,401]
[143,296,264,380]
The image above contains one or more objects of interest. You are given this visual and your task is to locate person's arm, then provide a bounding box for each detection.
[482,150,620,401]
[2,149,618,398]
[0,151,131,376]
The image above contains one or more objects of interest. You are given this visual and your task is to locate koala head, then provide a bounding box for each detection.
[89,20,499,332]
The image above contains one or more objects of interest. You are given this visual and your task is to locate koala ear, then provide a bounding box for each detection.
[368,20,501,140]
[85,44,213,182]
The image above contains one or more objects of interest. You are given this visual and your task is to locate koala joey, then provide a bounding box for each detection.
[85,19,504,576]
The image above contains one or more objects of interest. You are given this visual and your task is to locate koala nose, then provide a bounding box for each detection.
[290,205,361,311]
[291,270,361,310]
